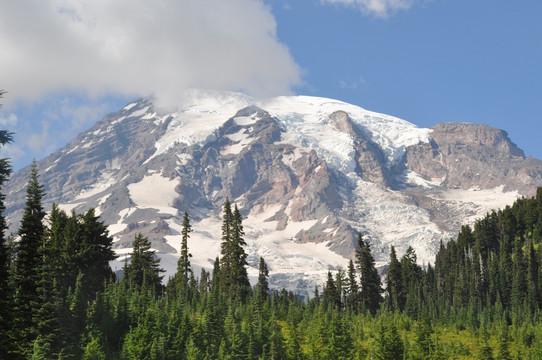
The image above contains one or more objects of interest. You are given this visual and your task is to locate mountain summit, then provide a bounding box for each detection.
[5,90,542,295]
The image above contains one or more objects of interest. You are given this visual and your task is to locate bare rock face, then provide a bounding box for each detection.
[329,110,389,186]
[405,123,542,193]
[5,92,542,295]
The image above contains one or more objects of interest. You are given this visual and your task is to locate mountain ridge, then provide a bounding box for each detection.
[5,90,541,295]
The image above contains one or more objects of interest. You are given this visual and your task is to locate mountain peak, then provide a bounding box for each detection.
[5,91,542,295]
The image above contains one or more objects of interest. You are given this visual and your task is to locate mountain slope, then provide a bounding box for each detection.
[5,90,542,295]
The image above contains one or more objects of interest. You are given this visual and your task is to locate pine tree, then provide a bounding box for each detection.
[373,317,404,360]
[323,270,341,308]
[76,208,117,299]
[176,211,193,292]
[81,334,106,360]
[0,93,14,356]
[326,312,352,359]
[345,259,359,310]
[355,233,382,314]
[510,237,526,312]
[13,160,46,358]
[219,200,250,301]
[386,245,405,312]
[255,256,269,301]
[123,233,164,294]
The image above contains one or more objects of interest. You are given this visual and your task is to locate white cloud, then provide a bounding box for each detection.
[0,113,18,128]
[339,76,368,89]
[322,0,419,18]
[0,0,301,108]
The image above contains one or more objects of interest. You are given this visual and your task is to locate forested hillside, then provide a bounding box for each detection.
[3,159,542,359]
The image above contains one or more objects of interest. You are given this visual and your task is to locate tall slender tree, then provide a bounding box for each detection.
[0,90,14,356]
[220,200,250,301]
[355,233,382,314]
[175,211,193,291]
[255,256,269,301]
[13,160,46,358]
[386,246,405,312]
[345,259,359,310]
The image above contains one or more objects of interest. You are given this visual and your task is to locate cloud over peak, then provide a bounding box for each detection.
[0,0,301,107]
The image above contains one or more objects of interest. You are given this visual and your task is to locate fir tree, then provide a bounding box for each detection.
[76,208,117,299]
[255,256,269,301]
[386,245,405,312]
[373,317,404,360]
[123,234,164,294]
[13,160,46,358]
[323,270,341,309]
[355,233,382,314]
[345,259,359,310]
[176,211,193,292]
[0,92,14,355]
[219,200,250,301]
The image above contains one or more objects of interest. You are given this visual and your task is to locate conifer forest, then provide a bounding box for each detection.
[5,98,542,359]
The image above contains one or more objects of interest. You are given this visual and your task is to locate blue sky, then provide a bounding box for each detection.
[1,0,541,170]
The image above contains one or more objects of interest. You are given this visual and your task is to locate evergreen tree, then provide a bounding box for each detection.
[123,234,164,294]
[219,200,250,301]
[255,256,269,301]
[13,160,46,358]
[327,312,352,359]
[81,334,106,360]
[386,245,405,312]
[478,321,494,360]
[355,233,382,314]
[176,211,193,292]
[76,208,117,299]
[323,270,341,308]
[345,259,359,310]
[373,317,404,360]
[0,91,14,355]
[511,237,526,312]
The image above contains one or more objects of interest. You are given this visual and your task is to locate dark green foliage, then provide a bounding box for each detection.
[355,232,382,314]
[175,211,193,292]
[76,208,117,298]
[219,199,250,302]
[323,270,341,309]
[255,256,269,301]
[123,233,164,294]
[0,94,13,355]
[13,161,46,358]
[386,245,405,312]
[345,259,359,310]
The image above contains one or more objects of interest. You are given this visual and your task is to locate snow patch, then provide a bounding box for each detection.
[141,112,157,120]
[176,153,192,166]
[221,129,252,155]
[426,186,521,223]
[127,106,150,118]
[406,170,442,188]
[111,116,126,125]
[123,102,137,111]
[234,114,259,126]
[127,173,179,216]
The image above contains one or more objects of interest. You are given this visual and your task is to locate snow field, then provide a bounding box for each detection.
[127,173,179,216]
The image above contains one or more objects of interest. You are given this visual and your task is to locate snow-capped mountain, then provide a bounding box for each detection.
[5,89,542,296]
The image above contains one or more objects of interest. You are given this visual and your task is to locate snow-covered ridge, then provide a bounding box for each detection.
[146,90,431,173]
[11,88,537,296]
